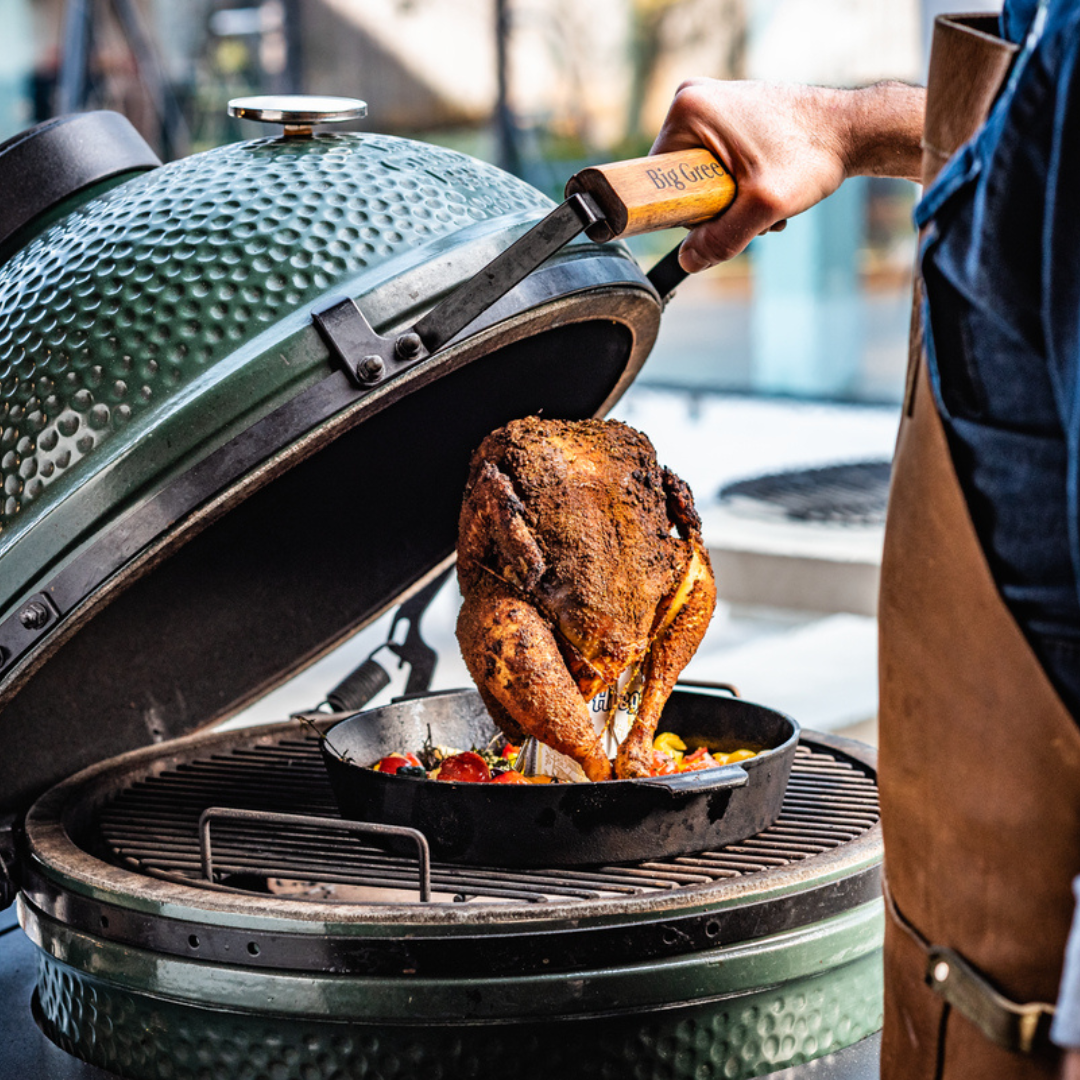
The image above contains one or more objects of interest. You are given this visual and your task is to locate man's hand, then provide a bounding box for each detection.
[651,79,926,271]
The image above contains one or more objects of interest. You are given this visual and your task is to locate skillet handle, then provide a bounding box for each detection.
[565,148,735,244]
[635,763,750,797]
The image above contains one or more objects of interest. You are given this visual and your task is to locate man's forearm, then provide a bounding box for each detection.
[840,81,926,182]
[650,78,927,267]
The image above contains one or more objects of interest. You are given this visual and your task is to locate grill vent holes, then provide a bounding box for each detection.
[188,934,200,949]
[705,919,721,938]
[99,915,108,929]
[247,941,260,956]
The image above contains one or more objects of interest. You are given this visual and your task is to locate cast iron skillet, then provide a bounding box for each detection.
[322,685,799,867]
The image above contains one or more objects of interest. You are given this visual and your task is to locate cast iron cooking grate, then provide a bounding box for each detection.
[718,460,892,526]
[94,734,878,904]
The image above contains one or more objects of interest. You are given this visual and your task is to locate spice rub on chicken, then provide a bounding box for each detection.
[455,417,716,781]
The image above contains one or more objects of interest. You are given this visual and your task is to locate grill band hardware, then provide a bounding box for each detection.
[0,593,59,678]
[884,877,1055,1054]
[20,861,880,977]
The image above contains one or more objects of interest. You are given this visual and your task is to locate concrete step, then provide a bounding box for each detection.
[703,505,884,616]
[683,608,879,734]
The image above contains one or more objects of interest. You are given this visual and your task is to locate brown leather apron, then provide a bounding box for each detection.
[879,13,1080,1080]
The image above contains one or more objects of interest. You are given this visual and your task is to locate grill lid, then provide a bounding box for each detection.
[0,101,664,813]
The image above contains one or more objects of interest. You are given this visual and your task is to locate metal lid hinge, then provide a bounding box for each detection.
[312,192,607,389]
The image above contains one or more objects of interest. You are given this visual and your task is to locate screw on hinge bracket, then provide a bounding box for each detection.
[0,815,19,910]
[312,299,430,389]
[0,592,61,678]
[311,193,606,389]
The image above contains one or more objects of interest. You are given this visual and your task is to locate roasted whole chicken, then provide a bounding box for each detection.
[455,417,716,781]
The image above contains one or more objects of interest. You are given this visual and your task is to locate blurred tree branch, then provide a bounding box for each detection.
[627,0,745,144]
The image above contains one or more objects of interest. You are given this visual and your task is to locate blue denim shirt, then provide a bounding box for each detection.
[914,0,1080,1047]
[915,0,1080,718]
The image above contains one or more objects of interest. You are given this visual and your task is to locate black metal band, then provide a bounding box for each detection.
[20,862,881,978]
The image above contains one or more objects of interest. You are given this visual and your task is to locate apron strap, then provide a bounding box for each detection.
[921,15,1018,187]
[883,876,1056,1056]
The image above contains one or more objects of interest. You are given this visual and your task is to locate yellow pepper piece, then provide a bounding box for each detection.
[653,732,687,763]
[699,747,757,766]
[726,749,756,763]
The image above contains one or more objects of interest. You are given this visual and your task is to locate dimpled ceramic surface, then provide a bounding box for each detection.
[0,133,553,559]
[36,945,883,1079]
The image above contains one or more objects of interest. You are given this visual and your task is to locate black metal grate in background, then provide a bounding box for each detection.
[719,460,892,526]
[93,734,879,905]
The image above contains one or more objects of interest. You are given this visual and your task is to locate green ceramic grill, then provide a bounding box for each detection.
[0,98,665,810]
[0,99,883,1080]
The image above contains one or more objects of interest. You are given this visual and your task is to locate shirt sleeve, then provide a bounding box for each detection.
[1038,8,1080,1047]
[1052,878,1080,1047]
[1001,0,1041,44]
[1043,6,1080,638]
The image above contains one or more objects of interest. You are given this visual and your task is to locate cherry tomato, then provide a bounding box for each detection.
[436,751,491,783]
[491,769,531,784]
[679,747,720,772]
[501,743,519,759]
[373,752,422,774]
[651,751,678,776]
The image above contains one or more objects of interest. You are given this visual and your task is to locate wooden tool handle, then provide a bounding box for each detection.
[565,149,735,243]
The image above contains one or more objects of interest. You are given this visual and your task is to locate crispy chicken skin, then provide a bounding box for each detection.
[455,417,716,780]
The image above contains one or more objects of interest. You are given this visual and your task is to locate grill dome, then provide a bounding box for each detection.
[0,118,660,812]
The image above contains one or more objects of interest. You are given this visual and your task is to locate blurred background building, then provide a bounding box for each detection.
[0,0,1000,739]
[0,0,961,403]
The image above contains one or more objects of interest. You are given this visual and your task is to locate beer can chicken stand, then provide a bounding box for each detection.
[455,417,717,781]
